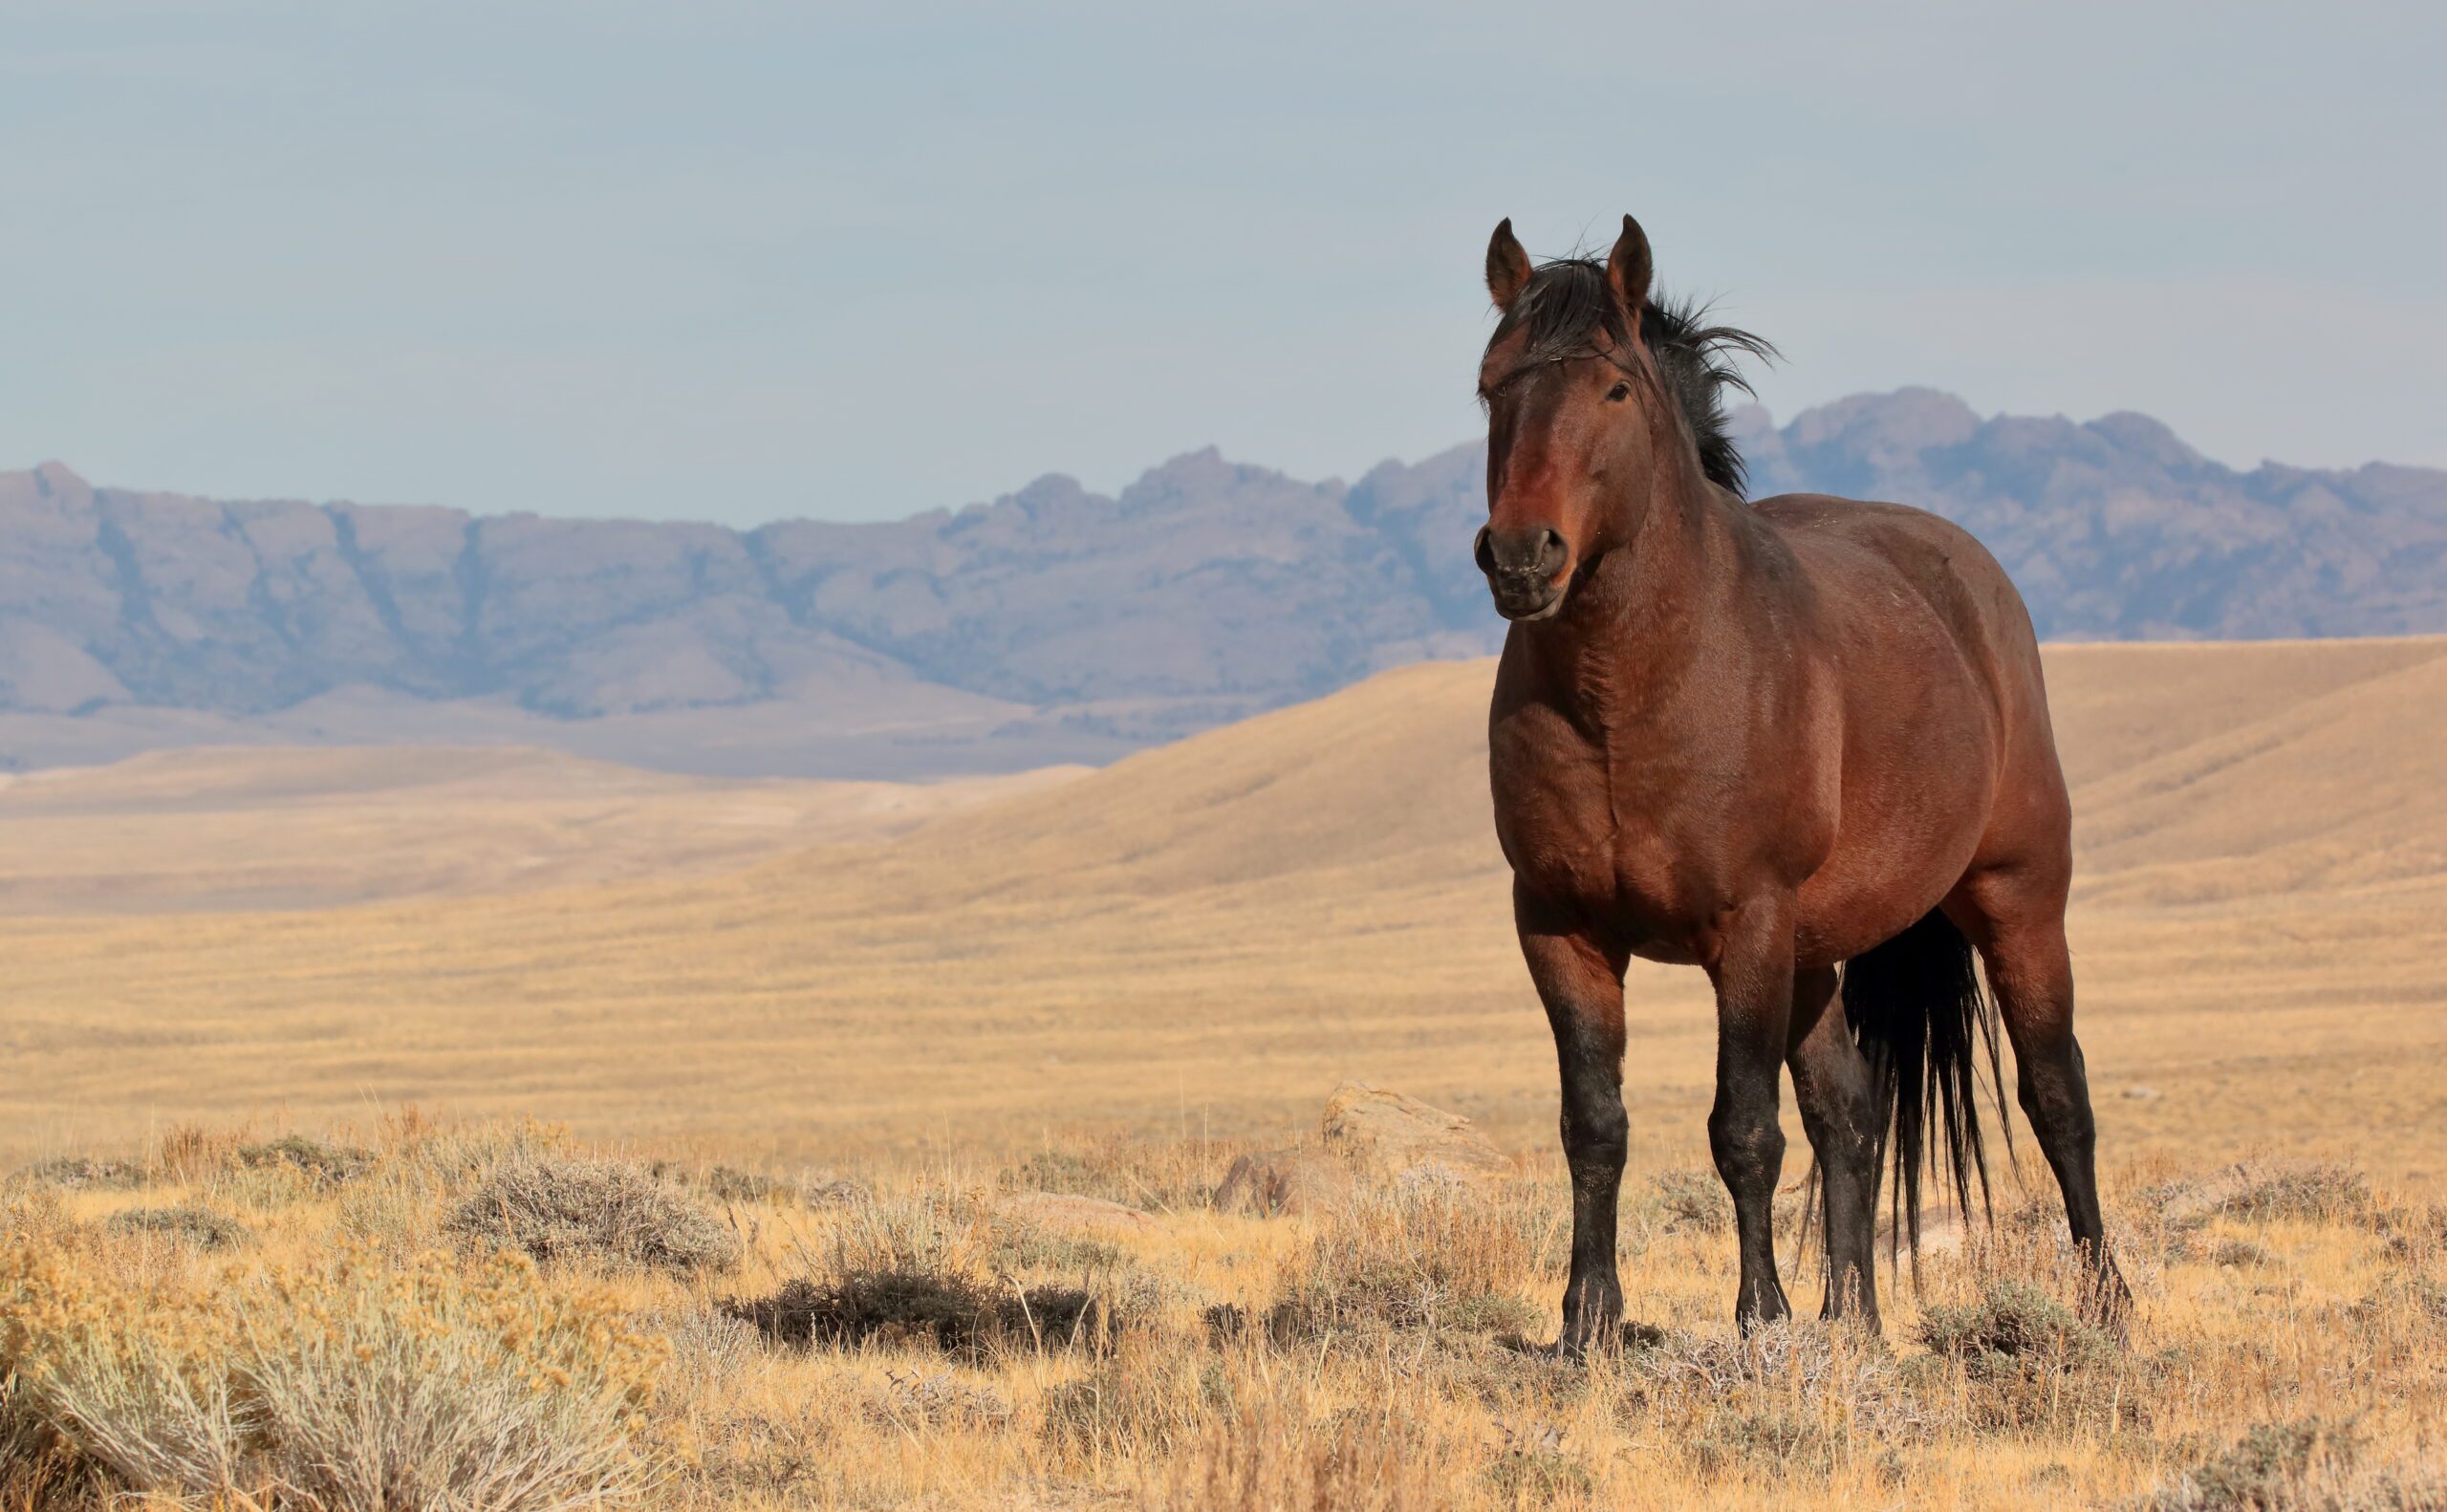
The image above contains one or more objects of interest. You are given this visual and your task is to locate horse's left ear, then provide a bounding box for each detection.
[1607,214,1652,323]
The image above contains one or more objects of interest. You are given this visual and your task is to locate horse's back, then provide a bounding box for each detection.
[1751,491,2073,913]
[1751,494,2034,658]
[1752,490,2049,724]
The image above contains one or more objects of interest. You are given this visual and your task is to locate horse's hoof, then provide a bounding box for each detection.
[1544,1318,1659,1361]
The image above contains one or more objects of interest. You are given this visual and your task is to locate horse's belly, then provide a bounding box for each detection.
[1791,782,1991,965]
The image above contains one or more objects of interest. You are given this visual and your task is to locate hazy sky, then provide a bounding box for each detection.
[4,2,2439,525]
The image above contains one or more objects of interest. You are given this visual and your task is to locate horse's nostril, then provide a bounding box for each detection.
[1538,529,1567,572]
[1473,527,1496,574]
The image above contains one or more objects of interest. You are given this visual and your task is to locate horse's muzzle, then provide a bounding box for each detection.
[1476,525,1570,620]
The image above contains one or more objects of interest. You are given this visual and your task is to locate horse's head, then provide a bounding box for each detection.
[1475,215,1664,622]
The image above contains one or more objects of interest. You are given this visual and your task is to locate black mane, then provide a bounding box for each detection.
[1490,259,1776,497]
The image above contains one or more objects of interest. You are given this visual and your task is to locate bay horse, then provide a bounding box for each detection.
[1476,215,2127,1351]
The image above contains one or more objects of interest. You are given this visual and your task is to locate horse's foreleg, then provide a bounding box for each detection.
[1707,895,1797,1331]
[1956,881,2131,1324]
[1516,887,1628,1356]
[1787,963,1879,1329]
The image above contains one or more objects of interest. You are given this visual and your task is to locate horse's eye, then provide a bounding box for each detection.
[1606,381,1632,402]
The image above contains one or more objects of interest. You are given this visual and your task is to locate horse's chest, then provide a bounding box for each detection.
[1490,718,1714,953]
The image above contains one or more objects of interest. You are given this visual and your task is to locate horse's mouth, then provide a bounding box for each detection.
[1490,581,1568,621]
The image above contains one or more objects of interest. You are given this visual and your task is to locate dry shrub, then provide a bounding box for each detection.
[1259,1183,1542,1341]
[725,1191,1149,1360]
[330,1121,561,1261]
[730,1273,1002,1357]
[0,1242,259,1498]
[235,1134,374,1188]
[2124,1409,2369,1506]
[0,1241,662,1510]
[1916,1279,2117,1372]
[1912,1274,2137,1434]
[235,1249,662,1510]
[2152,1161,2373,1231]
[11,1157,142,1193]
[799,1175,873,1209]
[103,1205,248,1252]
[1639,1167,1732,1237]
[1630,1322,1926,1482]
[448,1151,741,1277]
[729,1270,1132,1361]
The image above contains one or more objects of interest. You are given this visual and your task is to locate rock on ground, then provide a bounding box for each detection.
[1000,1191,1161,1235]
[1214,1082,1509,1217]
[1316,1081,1508,1180]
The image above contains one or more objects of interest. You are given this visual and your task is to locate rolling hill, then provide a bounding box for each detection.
[4,393,2441,777]
[0,746,1073,913]
[3,636,2440,1175]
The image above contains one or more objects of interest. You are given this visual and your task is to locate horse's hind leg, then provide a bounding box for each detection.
[1787,964,1879,1328]
[1950,875,2131,1321]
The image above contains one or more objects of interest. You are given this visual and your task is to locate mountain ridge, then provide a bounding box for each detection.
[4,388,2440,776]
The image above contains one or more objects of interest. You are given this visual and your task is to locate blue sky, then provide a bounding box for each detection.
[3,1,2439,524]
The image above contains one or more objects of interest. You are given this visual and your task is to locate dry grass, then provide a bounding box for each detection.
[2,1119,2442,1510]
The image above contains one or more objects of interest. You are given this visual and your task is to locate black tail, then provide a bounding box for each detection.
[1842,909,2013,1268]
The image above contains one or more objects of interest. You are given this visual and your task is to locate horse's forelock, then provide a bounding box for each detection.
[1487,258,1775,498]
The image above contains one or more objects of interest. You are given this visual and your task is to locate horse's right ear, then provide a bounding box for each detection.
[1607,214,1653,317]
[1486,219,1532,312]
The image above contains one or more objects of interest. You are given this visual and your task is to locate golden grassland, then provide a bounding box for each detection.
[2,1113,2442,1510]
[1,635,2444,1507]
[0,745,1075,914]
[0,637,2441,1174]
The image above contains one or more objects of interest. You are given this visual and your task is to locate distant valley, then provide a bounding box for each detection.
[4,387,2439,777]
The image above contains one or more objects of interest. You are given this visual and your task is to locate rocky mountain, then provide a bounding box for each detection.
[1729,390,2447,639]
[1,389,2439,776]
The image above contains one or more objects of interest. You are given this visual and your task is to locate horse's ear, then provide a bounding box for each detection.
[1607,214,1652,321]
[1485,218,1532,312]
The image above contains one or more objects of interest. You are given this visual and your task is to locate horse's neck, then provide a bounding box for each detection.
[1532,470,1750,728]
